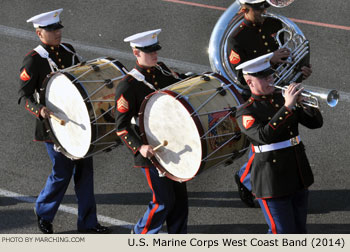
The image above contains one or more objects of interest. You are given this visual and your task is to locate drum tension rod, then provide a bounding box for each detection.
[104,79,113,89]
[216,87,226,96]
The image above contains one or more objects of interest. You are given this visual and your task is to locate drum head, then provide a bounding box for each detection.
[143,92,202,181]
[45,73,91,158]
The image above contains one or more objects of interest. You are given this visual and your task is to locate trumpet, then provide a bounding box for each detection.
[273,84,339,108]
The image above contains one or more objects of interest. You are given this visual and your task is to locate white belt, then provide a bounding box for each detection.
[253,136,300,153]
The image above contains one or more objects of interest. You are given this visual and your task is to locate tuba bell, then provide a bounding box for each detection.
[208,0,309,90]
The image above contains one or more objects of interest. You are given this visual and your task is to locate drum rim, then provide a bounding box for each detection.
[42,72,96,159]
[139,89,208,182]
[206,72,246,105]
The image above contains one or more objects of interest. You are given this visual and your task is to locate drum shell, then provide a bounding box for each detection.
[139,73,248,181]
[42,58,127,159]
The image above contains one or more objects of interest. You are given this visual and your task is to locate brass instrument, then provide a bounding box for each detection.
[273,84,339,108]
[266,0,295,8]
[208,0,307,91]
[266,14,310,87]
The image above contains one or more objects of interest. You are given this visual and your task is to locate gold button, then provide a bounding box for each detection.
[58,58,62,62]
[56,52,59,56]
[133,147,136,150]
[279,117,283,120]
[262,95,266,99]
[268,117,272,120]
[61,65,65,68]
[259,29,262,32]
[273,159,277,163]
[273,122,277,126]
[31,108,33,111]
[253,23,256,27]
[124,136,128,139]
[285,111,289,114]
[147,69,151,73]
[35,111,38,114]
[152,75,156,78]
[240,25,243,28]
[27,104,29,107]
[290,132,294,135]
[154,82,158,86]
[50,46,54,50]
[271,99,274,102]
[267,49,271,52]
[264,42,268,46]
[254,50,257,53]
[262,35,266,39]
[128,142,132,144]
[275,104,279,108]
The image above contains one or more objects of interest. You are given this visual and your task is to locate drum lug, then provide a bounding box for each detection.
[230,106,237,115]
[91,64,100,72]
[200,75,210,81]
[104,79,113,89]
[216,87,227,96]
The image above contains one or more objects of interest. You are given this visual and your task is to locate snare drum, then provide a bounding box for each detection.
[42,57,127,159]
[139,73,248,182]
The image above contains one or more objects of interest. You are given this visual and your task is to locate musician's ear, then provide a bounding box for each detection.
[241,6,250,14]
[132,48,140,57]
[245,76,254,87]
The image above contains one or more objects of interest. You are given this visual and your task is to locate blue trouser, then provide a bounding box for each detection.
[134,166,188,234]
[35,143,98,230]
[237,148,253,191]
[258,189,309,234]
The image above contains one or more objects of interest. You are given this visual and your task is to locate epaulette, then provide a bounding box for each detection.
[25,50,37,57]
[230,15,246,38]
[122,74,135,83]
[242,97,255,109]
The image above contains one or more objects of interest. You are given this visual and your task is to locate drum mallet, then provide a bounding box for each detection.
[153,140,168,151]
[50,114,66,126]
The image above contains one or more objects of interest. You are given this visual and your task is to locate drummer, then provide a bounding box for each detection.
[115,29,189,234]
[18,9,109,234]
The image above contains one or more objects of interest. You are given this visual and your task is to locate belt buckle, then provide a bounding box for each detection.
[290,137,299,146]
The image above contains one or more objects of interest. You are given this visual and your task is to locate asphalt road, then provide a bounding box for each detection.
[0,0,349,234]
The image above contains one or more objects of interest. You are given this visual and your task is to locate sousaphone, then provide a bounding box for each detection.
[208,0,308,90]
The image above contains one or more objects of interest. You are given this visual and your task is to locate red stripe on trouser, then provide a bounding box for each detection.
[240,145,255,183]
[141,168,159,234]
[262,199,277,234]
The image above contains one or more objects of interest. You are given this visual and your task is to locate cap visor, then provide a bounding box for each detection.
[40,22,64,31]
[250,68,275,77]
[137,43,161,53]
[246,2,270,10]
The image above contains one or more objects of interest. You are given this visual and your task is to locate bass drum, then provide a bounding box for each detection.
[139,73,249,182]
[42,57,127,159]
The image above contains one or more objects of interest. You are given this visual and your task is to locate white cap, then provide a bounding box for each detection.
[236,52,274,77]
[239,0,266,4]
[124,29,161,52]
[27,8,63,29]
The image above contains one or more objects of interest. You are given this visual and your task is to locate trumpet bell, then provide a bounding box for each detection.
[326,90,339,107]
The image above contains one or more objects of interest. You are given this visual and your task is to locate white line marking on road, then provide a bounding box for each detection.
[2,24,350,102]
[0,24,211,73]
[0,188,134,230]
